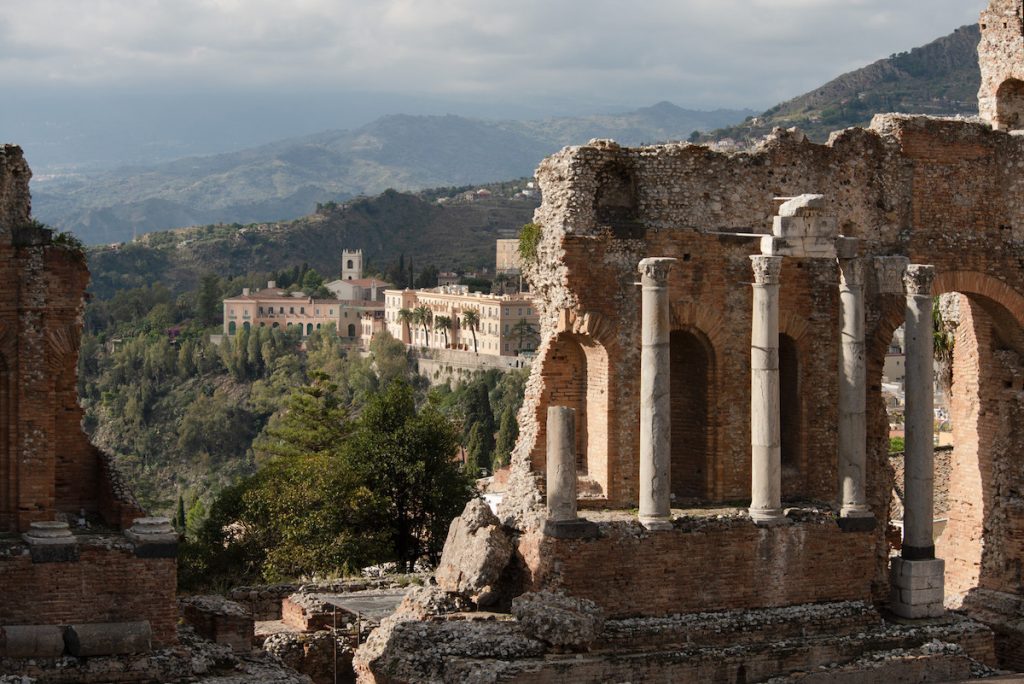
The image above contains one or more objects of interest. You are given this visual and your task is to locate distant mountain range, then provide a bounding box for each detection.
[707,24,981,143]
[33,103,752,245]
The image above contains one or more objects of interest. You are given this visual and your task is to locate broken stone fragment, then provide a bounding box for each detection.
[511,591,605,651]
[434,499,513,607]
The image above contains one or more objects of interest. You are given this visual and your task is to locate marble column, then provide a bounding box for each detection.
[891,263,945,619]
[546,406,578,523]
[749,255,786,525]
[838,256,874,526]
[638,257,676,531]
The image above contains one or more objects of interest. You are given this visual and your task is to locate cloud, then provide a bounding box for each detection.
[0,0,989,110]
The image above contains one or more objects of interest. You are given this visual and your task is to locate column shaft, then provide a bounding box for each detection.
[546,406,577,523]
[638,257,676,530]
[750,255,785,525]
[903,265,936,559]
[838,257,872,520]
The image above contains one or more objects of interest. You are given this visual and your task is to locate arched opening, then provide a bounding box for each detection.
[779,333,804,497]
[242,321,251,331]
[669,329,714,500]
[539,333,610,497]
[995,78,1024,131]
[594,161,644,240]
[877,273,1024,656]
[347,323,356,337]
[306,323,313,335]
[228,321,236,335]
[347,259,354,269]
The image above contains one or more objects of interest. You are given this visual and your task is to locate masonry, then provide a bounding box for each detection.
[356,2,1024,680]
[0,145,178,659]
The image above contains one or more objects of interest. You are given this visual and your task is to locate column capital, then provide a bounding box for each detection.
[638,257,676,286]
[750,255,783,285]
[839,257,866,288]
[904,264,935,296]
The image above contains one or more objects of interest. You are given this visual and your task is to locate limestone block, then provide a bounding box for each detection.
[434,499,513,605]
[511,591,605,651]
[777,193,826,217]
[64,621,152,656]
[22,521,79,563]
[890,558,946,619]
[0,625,66,658]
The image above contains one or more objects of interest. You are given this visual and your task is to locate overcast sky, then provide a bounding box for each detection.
[0,0,990,168]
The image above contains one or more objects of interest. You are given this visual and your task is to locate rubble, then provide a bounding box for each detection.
[510,591,604,650]
[433,499,513,606]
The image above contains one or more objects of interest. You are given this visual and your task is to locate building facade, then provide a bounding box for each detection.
[223,281,383,341]
[383,285,538,356]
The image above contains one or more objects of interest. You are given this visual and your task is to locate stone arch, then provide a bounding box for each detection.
[669,327,716,500]
[594,160,643,239]
[995,78,1024,131]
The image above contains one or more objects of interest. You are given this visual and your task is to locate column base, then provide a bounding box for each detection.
[748,508,790,527]
[639,515,674,531]
[837,510,876,533]
[543,519,600,540]
[890,557,945,619]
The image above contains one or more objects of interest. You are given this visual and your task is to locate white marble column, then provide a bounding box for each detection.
[902,264,936,558]
[749,255,786,525]
[891,263,944,619]
[638,257,676,531]
[838,256,873,525]
[546,406,578,523]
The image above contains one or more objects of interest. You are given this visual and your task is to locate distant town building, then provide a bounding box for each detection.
[325,277,390,302]
[222,281,384,341]
[496,239,522,275]
[438,271,460,287]
[383,285,539,356]
[341,249,363,281]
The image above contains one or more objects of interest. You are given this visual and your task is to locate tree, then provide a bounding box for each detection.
[196,274,221,328]
[254,372,350,462]
[462,308,480,354]
[397,308,413,342]
[493,407,518,469]
[412,305,433,347]
[174,494,187,532]
[434,315,453,348]
[345,381,474,571]
[511,318,539,352]
[415,264,439,289]
[933,297,955,405]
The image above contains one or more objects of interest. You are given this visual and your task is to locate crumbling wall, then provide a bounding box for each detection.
[505,116,1024,611]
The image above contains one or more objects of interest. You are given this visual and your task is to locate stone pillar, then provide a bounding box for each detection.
[638,257,676,531]
[546,406,577,523]
[749,255,787,526]
[891,264,945,619]
[837,255,874,529]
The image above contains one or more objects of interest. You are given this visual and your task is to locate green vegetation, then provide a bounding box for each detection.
[518,222,542,263]
[889,436,905,454]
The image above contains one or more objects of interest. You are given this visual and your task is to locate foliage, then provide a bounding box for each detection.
[889,436,905,454]
[518,222,542,263]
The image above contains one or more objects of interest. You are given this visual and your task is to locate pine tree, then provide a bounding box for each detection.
[175,494,186,531]
[493,407,518,469]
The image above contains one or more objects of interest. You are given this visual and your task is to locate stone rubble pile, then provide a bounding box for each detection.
[434,499,513,607]
[510,591,605,650]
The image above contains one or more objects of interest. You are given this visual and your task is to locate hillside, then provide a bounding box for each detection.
[34,104,750,245]
[708,25,982,144]
[86,183,539,299]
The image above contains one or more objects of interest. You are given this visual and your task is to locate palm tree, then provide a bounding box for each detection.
[462,308,481,354]
[396,308,413,343]
[434,315,453,348]
[412,305,433,347]
[511,318,539,352]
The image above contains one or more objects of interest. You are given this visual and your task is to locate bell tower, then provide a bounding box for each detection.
[979,0,1024,130]
[342,249,363,281]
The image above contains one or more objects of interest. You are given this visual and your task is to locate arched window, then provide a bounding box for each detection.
[348,323,356,337]
[306,323,314,335]
[243,322,251,331]
[996,79,1024,131]
[228,321,237,335]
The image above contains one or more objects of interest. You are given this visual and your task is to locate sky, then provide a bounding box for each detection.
[0,0,990,168]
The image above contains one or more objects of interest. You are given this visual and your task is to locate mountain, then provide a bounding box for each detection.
[33,104,752,245]
[709,25,981,144]
[86,182,539,299]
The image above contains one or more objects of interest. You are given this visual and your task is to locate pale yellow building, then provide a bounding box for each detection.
[383,285,538,356]
[496,239,522,274]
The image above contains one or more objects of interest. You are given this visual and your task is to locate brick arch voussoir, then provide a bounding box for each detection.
[45,323,81,374]
[932,271,1024,330]
[669,301,728,356]
[556,308,616,349]
[779,312,811,347]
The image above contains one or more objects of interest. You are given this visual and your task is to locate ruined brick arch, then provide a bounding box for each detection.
[669,303,727,500]
[779,313,811,498]
[995,78,1024,131]
[931,271,1024,327]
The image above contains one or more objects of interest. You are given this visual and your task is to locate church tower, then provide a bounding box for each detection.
[979,0,1024,130]
[342,249,363,281]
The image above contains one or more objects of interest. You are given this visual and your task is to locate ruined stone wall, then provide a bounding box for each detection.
[0,145,142,534]
[519,516,876,618]
[0,540,178,644]
[979,0,1024,129]
[507,114,1024,608]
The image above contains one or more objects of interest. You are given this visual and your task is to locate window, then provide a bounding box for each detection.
[300,307,305,314]
[518,308,522,316]
[527,308,532,315]
[330,309,335,315]
[279,307,284,314]
[258,307,264,315]
[290,306,294,314]
[504,308,509,316]
[316,309,320,315]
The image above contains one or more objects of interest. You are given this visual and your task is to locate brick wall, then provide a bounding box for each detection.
[0,542,178,645]
[518,517,876,618]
